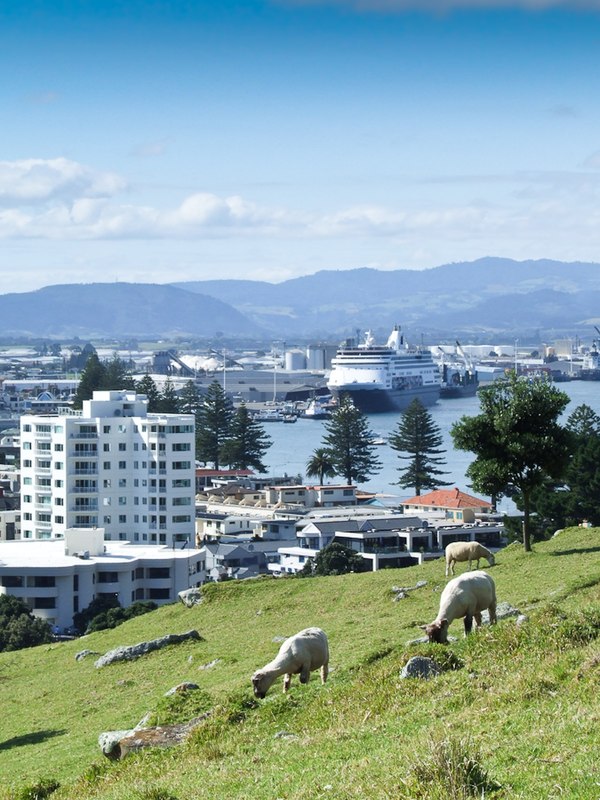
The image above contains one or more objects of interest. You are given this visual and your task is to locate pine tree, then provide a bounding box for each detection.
[103,353,135,392]
[135,374,161,412]
[73,352,106,408]
[156,378,180,413]
[179,380,202,415]
[306,448,336,485]
[220,404,272,473]
[321,394,382,485]
[196,381,234,469]
[389,398,450,495]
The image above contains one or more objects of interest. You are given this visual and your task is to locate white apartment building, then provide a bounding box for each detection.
[20,390,195,546]
[0,527,206,630]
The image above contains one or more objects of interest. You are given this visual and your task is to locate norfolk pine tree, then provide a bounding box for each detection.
[196,381,235,469]
[451,372,571,552]
[389,398,449,495]
[321,394,381,485]
[220,404,272,472]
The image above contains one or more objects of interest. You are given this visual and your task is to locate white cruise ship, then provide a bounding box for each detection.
[327,326,441,413]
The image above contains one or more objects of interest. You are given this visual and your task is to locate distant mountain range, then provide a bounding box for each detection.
[1,258,600,342]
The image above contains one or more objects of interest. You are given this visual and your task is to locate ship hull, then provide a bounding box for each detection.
[331,384,440,413]
[439,382,479,399]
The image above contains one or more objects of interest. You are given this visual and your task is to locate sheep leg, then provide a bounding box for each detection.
[463,613,473,636]
[320,663,329,684]
[488,602,497,626]
[445,562,450,578]
[475,558,481,569]
[299,665,311,684]
[283,673,292,692]
[473,612,482,628]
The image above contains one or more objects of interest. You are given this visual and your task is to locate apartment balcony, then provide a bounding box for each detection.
[71,486,98,494]
[70,503,99,512]
[69,450,98,458]
[69,432,98,439]
[73,467,98,475]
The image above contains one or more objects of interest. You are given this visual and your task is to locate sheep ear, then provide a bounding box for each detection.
[418,624,428,630]
[440,618,449,628]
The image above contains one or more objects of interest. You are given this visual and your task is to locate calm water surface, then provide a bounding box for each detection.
[263,380,600,513]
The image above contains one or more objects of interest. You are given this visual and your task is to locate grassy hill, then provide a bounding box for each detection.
[1,529,599,800]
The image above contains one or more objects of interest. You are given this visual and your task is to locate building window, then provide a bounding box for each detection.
[172,479,191,488]
[172,514,191,523]
[23,459,32,468]
[119,497,127,505]
[33,597,56,609]
[23,477,33,485]
[54,461,63,470]
[32,575,55,587]
[119,461,126,469]
[2,575,23,587]
[54,498,64,506]
[54,443,64,452]
[22,442,32,450]
[172,497,191,506]
[103,462,111,470]
[54,515,64,524]
[98,571,119,583]
[54,479,63,488]
[148,588,171,600]
[23,424,32,432]
[148,567,170,579]
[103,443,110,452]
[119,514,126,523]
[103,425,111,433]
[172,461,191,470]
[103,515,111,524]
[23,494,32,503]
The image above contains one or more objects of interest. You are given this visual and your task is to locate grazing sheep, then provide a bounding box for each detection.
[423,571,497,644]
[251,627,329,698]
[445,540,496,577]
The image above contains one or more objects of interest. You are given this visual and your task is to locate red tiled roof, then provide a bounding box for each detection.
[402,487,491,509]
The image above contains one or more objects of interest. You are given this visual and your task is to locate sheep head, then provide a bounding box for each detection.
[251,670,273,699]
[425,618,449,644]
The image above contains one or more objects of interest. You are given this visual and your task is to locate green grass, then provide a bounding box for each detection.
[1,528,599,800]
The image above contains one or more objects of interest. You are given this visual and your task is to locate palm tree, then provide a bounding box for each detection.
[305,447,336,485]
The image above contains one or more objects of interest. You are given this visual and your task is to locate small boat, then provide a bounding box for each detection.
[301,399,331,420]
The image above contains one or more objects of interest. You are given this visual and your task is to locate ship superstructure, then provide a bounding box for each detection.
[326,326,440,413]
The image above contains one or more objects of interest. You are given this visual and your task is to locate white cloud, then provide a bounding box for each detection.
[0,158,127,206]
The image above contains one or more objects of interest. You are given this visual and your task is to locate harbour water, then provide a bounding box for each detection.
[263,380,600,514]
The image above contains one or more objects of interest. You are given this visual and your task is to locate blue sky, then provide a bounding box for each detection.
[2,0,600,292]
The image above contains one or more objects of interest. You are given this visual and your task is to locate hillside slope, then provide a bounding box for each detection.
[1,529,599,800]
[0,283,262,338]
[174,258,600,338]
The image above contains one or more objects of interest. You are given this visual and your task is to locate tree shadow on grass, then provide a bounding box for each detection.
[549,545,600,556]
[0,729,67,751]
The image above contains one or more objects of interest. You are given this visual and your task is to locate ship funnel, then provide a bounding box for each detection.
[386,326,402,351]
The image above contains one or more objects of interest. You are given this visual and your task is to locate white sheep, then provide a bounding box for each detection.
[445,540,496,577]
[251,627,329,698]
[423,571,497,644]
